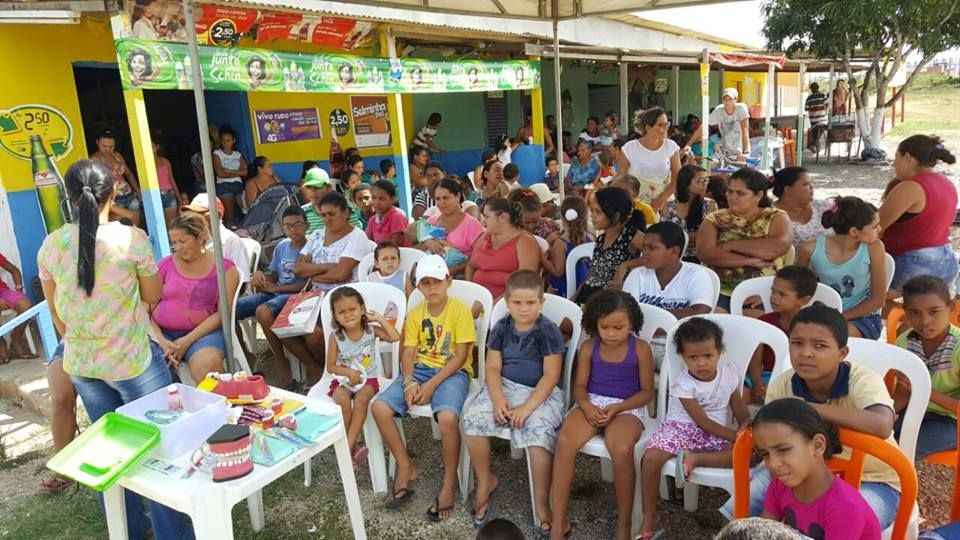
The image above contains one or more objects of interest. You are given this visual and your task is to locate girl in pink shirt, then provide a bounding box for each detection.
[366,180,408,246]
[754,398,881,540]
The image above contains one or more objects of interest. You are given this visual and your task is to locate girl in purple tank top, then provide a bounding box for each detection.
[550,290,655,540]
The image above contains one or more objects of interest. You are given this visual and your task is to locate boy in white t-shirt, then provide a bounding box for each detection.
[686,88,751,159]
[621,222,715,319]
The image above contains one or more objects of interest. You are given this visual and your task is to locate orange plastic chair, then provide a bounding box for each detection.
[886,300,960,345]
[732,426,918,540]
[779,128,796,167]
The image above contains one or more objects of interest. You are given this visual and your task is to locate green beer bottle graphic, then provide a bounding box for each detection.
[31,135,71,233]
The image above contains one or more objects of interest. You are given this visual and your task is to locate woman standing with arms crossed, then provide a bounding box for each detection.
[38,160,193,539]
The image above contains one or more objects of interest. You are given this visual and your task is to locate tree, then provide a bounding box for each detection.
[762,0,960,157]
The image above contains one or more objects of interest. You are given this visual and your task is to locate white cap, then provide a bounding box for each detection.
[414,254,449,284]
[528,183,560,206]
[722,87,739,100]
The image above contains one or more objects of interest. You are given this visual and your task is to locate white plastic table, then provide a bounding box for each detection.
[102,388,366,540]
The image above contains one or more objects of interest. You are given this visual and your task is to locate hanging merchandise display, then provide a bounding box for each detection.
[115,38,541,94]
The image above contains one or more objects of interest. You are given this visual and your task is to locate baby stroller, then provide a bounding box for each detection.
[237,184,293,245]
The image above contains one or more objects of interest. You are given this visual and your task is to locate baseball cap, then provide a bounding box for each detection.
[722,87,739,100]
[181,193,225,215]
[414,254,450,285]
[303,168,330,188]
[528,183,560,206]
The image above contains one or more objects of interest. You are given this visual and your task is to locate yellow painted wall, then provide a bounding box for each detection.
[0,16,116,192]
[722,71,767,107]
[247,91,405,162]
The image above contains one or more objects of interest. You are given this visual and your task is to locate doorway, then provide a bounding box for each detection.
[73,64,137,173]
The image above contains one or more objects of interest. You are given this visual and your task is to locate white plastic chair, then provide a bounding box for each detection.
[565,242,594,300]
[241,237,262,277]
[473,293,582,526]
[571,303,678,536]
[303,282,407,494]
[884,253,896,291]
[356,247,425,282]
[237,238,263,352]
[705,267,721,310]
[836,338,929,539]
[392,280,493,501]
[659,314,790,512]
[179,277,250,385]
[729,276,843,316]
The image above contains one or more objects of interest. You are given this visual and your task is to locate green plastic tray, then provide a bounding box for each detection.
[47,412,161,492]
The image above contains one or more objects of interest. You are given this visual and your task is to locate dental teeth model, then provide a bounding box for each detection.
[206,424,254,482]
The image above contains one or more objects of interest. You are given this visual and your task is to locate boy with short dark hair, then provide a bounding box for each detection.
[379,159,396,181]
[745,265,818,403]
[413,112,444,154]
[373,255,476,521]
[236,206,309,388]
[721,304,902,530]
[544,155,560,191]
[503,163,521,192]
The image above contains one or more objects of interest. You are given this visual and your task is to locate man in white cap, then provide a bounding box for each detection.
[528,182,560,220]
[181,193,251,281]
[686,87,751,160]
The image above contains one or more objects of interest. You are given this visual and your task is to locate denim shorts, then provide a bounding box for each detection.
[376,363,470,418]
[114,192,141,211]
[215,181,244,197]
[905,412,958,459]
[891,244,959,294]
[235,292,289,321]
[159,190,178,209]
[161,329,226,361]
[850,312,883,340]
[719,465,901,530]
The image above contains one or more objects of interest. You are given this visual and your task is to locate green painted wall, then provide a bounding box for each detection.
[656,68,722,125]
[410,92,487,152]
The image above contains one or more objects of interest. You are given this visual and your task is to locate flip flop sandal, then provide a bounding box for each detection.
[426,497,455,523]
[39,476,75,494]
[471,480,501,528]
[635,529,665,540]
[674,449,686,488]
[384,487,415,509]
[352,446,369,469]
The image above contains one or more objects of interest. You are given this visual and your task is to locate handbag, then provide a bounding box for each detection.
[270,282,324,338]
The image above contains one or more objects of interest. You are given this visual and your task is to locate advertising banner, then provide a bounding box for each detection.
[115,38,540,94]
[349,96,390,149]
[257,14,374,49]
[254,108,322,144]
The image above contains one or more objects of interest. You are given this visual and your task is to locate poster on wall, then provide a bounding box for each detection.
[254,108,321,144]
[0,104,73,161]
[257,14,374,49]
[114,38,541,94]
[350,96,390,149]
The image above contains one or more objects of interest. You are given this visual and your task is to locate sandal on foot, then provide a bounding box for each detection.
[635,529,665,540]
[426,497,455,523]
[39,476,75,494]
[352,446,369,468]
[535,521,552,540]
[471,480,501,528]
[384,487,415,509]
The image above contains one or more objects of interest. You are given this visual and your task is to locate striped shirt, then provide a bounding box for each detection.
[805,92,828,126]
[412,124,437,150]
[302,203,363,234]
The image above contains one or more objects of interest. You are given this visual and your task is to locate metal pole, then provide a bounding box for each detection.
[183,0,234,363]
[382,28,413,215]
[552,1,564,199]
[827,64,835,128]
[797,63,806,166]
[673,65,680,122]
[700,49,710,168]
[762,62,774,170]
[619,60,628,138]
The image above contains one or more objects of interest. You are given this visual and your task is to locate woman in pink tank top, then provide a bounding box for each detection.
[879,135,958,296]
[466,197,541,300]
[152,137,186,227]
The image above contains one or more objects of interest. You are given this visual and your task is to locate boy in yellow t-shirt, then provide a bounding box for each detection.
[372,254,476,522]
[720,304,901,531]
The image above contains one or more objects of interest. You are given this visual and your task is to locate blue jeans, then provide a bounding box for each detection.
[850,313,884,340]
[719,466,900,530]
[921,521,960,539]
[915,412,957,459]
[891,244,959,293]
[114,193,141,211]
[376,363,470,418]
[235,292,289,321]
[69,341,195,540]
[160,329,226,362]
[160,191,178,209]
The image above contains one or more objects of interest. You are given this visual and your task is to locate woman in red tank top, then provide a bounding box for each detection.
[466,197,541,301]
[879,135,958,298]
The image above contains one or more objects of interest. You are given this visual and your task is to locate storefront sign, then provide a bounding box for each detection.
[112,3,367,49]
[115,38,541,94]
[254,108,321,144]
[0,105,73,161]
[350,96,390,149]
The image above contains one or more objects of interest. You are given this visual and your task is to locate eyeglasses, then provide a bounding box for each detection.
[282,222,307,230]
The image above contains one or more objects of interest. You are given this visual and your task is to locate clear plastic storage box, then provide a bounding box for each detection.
[117,383,227,460]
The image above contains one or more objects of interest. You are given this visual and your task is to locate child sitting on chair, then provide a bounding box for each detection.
[746,266,817,403]
[366,241,413,297]
[0,252,36,363]
[372,255,477,522]
[461,270,567,532]
[325,286,400,468]
[638,317,749,539]
[893,275,960,459]
[720,304,901,531]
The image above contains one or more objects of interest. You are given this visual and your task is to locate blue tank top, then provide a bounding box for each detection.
[810,236,872,312]
[587,334,642,400]
[548,238,590,298]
